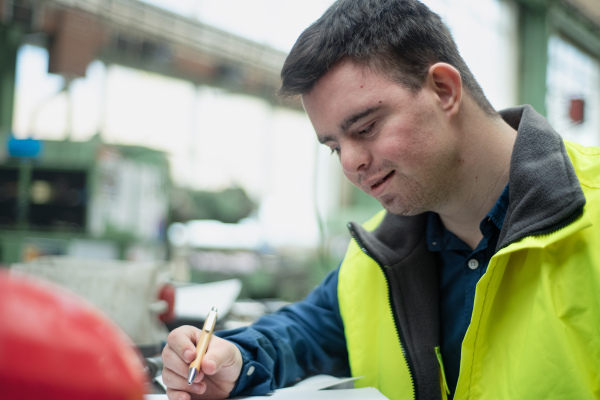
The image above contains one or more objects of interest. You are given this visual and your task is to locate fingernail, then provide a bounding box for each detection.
[184,350,193,362]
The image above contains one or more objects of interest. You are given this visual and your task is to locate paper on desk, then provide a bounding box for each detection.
[144,375,389,400]
[175,279,242,319]
[266,374,359,392]
[145,374,350,399]
[235,387,389,399]
[145,388,386,400]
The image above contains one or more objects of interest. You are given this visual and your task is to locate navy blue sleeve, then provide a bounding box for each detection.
[214,265,349,397]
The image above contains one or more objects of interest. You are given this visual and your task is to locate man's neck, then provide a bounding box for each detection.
[439,179,508,249]
[438,108,517,250]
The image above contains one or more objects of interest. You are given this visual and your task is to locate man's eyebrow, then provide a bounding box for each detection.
[317,105,382,144]
[340,106,382,132]
[318,134,335,144]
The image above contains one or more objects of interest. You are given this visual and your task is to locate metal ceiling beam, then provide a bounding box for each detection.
[0,0,289,105]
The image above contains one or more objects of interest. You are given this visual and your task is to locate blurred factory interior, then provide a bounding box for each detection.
[0,0,599,353]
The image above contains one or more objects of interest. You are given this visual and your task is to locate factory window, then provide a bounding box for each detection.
[546,35,600,146]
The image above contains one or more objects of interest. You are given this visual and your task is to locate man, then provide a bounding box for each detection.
[161,0,600,399]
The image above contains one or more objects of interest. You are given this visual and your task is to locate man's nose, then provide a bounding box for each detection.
[340,142,370,174]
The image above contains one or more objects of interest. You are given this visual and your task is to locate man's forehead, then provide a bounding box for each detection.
[312,59,370,90]
[302,62,369,109]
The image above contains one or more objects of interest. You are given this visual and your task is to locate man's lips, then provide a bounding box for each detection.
[367,170,395,190]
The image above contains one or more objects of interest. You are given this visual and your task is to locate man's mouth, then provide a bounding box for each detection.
[370,171,395,190]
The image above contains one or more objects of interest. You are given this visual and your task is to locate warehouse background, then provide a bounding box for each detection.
[0,0,599,303]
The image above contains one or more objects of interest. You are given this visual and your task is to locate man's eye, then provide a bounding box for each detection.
[330,147,340,155]
[358,123,374,134]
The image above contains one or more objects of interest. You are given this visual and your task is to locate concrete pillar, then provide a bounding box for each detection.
[0,23,21,140]
[518,2,549,116]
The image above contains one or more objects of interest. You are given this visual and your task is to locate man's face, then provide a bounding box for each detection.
[302,59,463,216]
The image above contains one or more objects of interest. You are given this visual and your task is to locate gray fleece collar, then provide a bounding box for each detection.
[497,105,585,248]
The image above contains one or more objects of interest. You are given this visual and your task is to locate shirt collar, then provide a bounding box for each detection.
[483,183,509,233]
[426,183,510,252]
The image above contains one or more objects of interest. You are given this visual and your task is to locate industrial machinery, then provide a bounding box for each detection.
[0,136,171,265]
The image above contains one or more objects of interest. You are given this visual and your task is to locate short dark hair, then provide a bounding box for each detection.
[279,0,497,115]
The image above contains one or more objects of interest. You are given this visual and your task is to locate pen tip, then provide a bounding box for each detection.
[212,306,218,313]
[187,368,197,385]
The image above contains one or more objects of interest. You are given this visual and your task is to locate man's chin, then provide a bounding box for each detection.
[379,196,423,216]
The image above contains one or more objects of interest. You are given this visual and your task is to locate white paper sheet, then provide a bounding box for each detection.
[144,375,389,400]
[235,387,389,399]
[278,375,359,391]
[175,279,242,319]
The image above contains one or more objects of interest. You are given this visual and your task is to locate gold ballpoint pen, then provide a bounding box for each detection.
[187,307,218,385]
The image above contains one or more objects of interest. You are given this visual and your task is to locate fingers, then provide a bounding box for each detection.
[161,327,243,399]
[166,387,197,400]
[166,325,201,364]
[162,326,203,394]
[162,344,190,379]
[162,358,201,387]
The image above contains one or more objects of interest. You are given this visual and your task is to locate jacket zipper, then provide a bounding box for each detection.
[348,223,417,400]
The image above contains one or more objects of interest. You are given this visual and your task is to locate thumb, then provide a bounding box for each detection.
[202,336,243,379]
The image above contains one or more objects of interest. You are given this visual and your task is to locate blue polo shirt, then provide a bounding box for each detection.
[426,184,509,398]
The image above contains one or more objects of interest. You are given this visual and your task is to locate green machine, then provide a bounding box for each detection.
[0,135,171,265]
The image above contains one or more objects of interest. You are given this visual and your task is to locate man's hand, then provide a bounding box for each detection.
[161,326,243,400]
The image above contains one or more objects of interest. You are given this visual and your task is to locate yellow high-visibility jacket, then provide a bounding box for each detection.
[338,105,600,400]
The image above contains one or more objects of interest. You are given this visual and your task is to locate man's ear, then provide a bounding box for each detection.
[427,63,462,116]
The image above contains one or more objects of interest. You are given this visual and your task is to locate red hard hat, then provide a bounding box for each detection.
[0,269,147,400]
